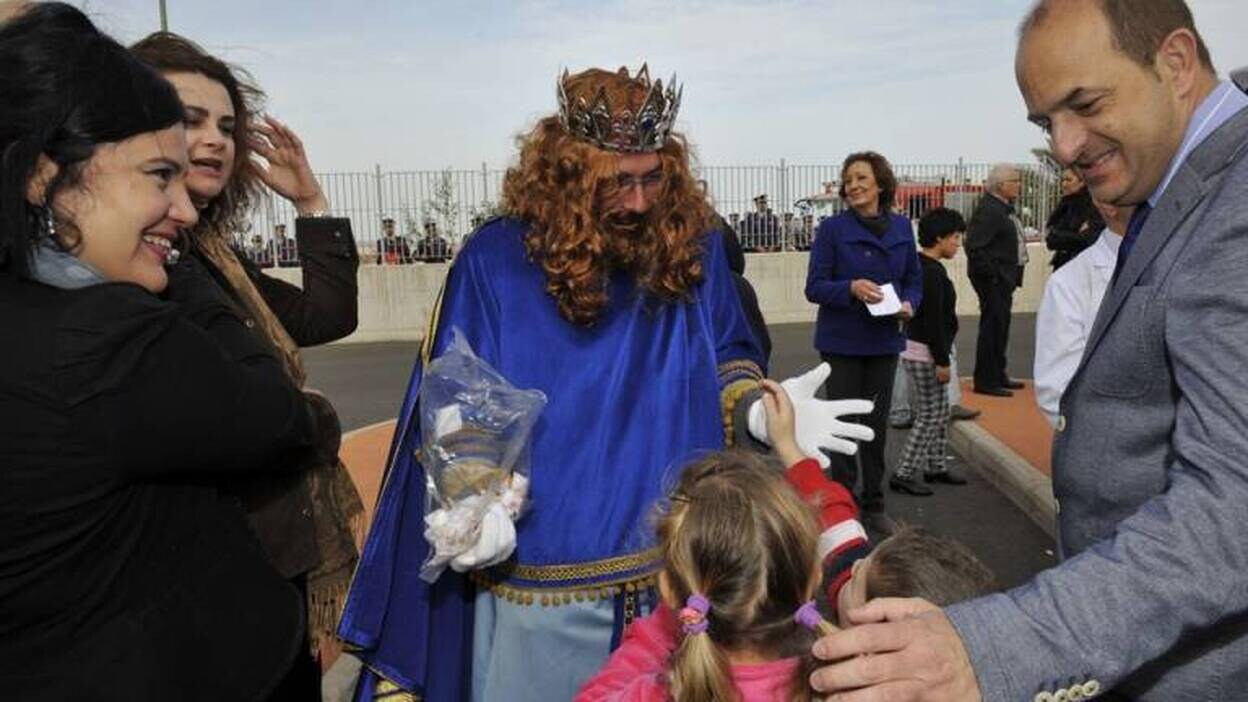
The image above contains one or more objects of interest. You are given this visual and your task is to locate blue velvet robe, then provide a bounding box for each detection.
[338,218,763,700]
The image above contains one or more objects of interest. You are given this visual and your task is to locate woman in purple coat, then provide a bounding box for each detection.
[805,151,922,515]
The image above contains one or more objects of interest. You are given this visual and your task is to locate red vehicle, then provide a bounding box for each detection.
[797,180,987,222]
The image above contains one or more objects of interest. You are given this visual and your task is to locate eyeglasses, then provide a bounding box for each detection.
[615,169,664,192]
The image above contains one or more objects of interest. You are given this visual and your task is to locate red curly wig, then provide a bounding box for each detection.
[501,68,712,327]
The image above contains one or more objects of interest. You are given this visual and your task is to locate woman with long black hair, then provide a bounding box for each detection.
[0,4,335,699]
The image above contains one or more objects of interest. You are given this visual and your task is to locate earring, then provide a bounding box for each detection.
[40,206,57,240]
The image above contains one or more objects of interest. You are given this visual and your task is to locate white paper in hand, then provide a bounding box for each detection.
[867,283,902,317]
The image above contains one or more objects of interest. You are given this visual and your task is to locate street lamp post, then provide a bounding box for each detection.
[159,0,167,31]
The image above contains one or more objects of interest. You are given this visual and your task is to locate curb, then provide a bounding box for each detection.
[949,420,1057,539]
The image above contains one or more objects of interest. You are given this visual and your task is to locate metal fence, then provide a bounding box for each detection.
[243,164,504,262]
[699,161,1061,252]
[240,160,1060,263]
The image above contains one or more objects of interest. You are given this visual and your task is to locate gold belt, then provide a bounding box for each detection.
[470,547,661,606]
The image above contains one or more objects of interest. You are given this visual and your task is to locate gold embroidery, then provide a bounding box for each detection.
[494,547,661,582]
[467,548,661,606]
[372,672,422,701]
[720,378,761,447]
[470,570,659,607]
[717,358,764,381]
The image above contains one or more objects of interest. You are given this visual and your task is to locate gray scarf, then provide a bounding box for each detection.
[27,241,105,289]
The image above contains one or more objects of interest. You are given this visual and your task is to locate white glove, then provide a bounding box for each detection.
[449,502,516,572]
[747,363,875,467]
[424,474,530,575]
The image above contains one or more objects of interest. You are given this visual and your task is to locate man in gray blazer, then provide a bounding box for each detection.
[808,1,1248,700]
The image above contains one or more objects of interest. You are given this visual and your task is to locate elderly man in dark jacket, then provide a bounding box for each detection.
[966,164,1026,396]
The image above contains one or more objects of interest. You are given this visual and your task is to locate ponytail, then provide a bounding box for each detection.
[668,621,739,702]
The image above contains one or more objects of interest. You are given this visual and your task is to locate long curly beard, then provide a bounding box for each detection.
[600,210,649,270]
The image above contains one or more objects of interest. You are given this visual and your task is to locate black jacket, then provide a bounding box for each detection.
[377,235,413,265]
[193,215,359,579]
[965,194,1024,288]
[0,270,331,700]
[1044,188,1104,270]
[226,216,360,347]
[907,254,958,367]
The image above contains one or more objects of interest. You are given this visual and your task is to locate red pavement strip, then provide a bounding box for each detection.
[947,378,1059,540]
[957,379,1053,476]
[340,419,397,540]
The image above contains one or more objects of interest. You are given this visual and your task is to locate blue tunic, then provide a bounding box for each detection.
[805,211,923,356]
[338,219,762,700]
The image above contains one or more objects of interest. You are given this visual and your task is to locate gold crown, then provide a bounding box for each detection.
[557,64,682,153]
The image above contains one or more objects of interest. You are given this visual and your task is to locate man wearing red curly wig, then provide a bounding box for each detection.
[339,65,873,702]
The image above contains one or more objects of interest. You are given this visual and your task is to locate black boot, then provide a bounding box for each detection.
[888,475,934,496]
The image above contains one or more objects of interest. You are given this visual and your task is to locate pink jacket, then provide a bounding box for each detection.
[575,605,801,701]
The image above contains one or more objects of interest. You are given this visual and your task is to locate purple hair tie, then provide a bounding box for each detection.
[794,600,823,631]
[679,594,711,635]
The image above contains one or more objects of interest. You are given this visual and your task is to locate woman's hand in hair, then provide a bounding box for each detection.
[249,115,329,216]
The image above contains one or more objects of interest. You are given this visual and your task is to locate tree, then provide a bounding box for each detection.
[424,168,461,242]
[467,199,499,232]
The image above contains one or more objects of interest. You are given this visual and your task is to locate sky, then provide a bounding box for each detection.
[83,0,1248,173]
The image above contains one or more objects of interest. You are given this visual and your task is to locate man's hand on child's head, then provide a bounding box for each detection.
[810,598,982,701]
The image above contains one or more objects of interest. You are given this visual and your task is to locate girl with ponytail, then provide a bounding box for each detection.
[577,381,857,701]
[658,450,835,702]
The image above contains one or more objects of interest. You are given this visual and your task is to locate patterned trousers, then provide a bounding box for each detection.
[894,359,950,480]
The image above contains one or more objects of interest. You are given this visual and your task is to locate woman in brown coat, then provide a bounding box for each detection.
[131,31,365,700]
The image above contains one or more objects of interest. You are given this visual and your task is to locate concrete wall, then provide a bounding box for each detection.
[266,262,450,344]
[271,243,1051,344]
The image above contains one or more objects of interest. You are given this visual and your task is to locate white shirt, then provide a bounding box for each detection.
[1034,229,1122,425]
[1149,80,1248,207]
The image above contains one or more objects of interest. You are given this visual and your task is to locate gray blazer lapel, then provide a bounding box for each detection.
[1082,169,1203,358]
[1080,107,1248,365]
